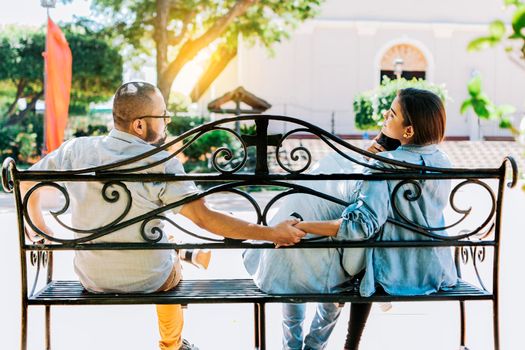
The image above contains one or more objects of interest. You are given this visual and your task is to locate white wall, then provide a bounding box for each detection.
[319,0,511,24]
[206,0,525,138]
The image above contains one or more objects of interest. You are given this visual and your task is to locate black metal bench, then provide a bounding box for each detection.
[1,115,517,350]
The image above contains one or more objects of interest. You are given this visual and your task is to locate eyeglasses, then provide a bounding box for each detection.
[134,110,173,123]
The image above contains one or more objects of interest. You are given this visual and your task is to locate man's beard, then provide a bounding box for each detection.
[145,126,168,147]
[151,133,167,147]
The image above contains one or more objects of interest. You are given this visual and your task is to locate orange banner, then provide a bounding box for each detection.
[43,17,72,153]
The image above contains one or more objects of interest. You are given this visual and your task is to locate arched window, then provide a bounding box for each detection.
[380,44,428,81]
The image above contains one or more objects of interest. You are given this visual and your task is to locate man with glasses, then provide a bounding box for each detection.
[25,81,305,350]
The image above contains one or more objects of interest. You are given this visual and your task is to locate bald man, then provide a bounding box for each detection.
[23,81,305,350]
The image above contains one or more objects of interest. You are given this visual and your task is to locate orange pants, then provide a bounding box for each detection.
[156,262,183,350]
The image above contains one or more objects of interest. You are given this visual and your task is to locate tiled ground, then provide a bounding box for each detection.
[275,139,524,173]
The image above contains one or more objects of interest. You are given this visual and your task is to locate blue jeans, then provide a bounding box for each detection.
[282,303,342,350]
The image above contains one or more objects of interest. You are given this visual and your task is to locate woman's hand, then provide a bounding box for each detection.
[366,133,386,154]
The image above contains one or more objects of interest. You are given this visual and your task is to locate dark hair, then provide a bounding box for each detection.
[397,88,446,145]
[112,81,159,126]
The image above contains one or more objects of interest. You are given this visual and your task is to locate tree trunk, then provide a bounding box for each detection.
[155,0,170,101]
[159,0,256,102]
[4,79,27,120]
[190,42,238,102]
[6,91,44,126]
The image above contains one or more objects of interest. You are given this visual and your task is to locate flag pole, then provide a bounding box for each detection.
[40,0,56,155]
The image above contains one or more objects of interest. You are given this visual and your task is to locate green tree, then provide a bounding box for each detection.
[0,25,123,126]
[463,0,525,133]
[84,0,324,102]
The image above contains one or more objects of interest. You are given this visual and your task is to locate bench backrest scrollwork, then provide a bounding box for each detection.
[1,115,518,299]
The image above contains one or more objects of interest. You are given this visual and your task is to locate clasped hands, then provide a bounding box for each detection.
[270,218,307,248]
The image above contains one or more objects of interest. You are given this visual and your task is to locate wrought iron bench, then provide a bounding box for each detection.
[1,115,518,350]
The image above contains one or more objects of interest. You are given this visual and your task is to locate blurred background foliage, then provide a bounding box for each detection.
[353,77,448,131]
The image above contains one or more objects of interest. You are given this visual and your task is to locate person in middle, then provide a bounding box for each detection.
[243,133,398,350]
[245,88,458,350]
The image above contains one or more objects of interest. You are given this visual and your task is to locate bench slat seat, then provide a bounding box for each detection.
[29,279,491,306]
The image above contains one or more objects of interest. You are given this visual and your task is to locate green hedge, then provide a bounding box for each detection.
[0,113,111,166]
[353,77,448,131]
[0,112,42,164]
[167,115,244,173]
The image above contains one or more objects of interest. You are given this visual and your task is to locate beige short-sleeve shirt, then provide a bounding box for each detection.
[30,129,199,293]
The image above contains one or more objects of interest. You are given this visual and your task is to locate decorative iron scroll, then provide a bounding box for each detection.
[275,128,313,174]
[2,115,518,247]
[18,178,501,245]
[22,181,133,243]
[1,157,15,193]
[28,248,50,297]
[458,244,490,292]
[12,115,515,176]
[209,127,249,174]
[390,179,497,240]
[503,156,518,189]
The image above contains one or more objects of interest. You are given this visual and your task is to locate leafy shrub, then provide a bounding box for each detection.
[167,115,209,137]
[167,115,242,173]
[460,75,517,133]
[353,77,448,131]
[0,113,41,165]
[72,124,109,137]
[0,112,112,166]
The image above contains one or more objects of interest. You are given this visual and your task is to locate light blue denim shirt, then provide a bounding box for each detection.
[244,144,458,297]
[338,144,458,296]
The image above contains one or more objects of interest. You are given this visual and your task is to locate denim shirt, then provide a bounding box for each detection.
[243,145,458,297]
[338,144,458,296]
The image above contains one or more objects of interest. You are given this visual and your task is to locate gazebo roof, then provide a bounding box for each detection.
[207,86,271,114]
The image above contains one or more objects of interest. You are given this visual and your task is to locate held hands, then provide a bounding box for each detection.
[270,218,306,248]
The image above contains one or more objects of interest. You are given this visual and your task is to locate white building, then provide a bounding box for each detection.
[202,0,525,140]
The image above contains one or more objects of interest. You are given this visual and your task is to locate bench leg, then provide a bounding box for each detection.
[21,302,27,350]
[493,299,500,350]
[254,304,260,349]
[45,305,51,350]
[253,303,266,350]
[459,300,467,349]
[259,303,266,350]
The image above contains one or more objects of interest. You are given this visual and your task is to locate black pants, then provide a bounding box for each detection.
[344,303,372,350]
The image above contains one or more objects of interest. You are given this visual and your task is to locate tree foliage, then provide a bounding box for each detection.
[463,0,524,135]
[460,75,517,132]
[468,0,525,66]
[0,25,123,125]
[83,0,324,101]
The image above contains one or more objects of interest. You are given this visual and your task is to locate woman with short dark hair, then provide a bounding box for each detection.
[290,88,457,349]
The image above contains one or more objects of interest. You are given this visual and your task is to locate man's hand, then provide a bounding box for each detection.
[20,181,55,243]
[270,218,306,247]
[26,224,55,244]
